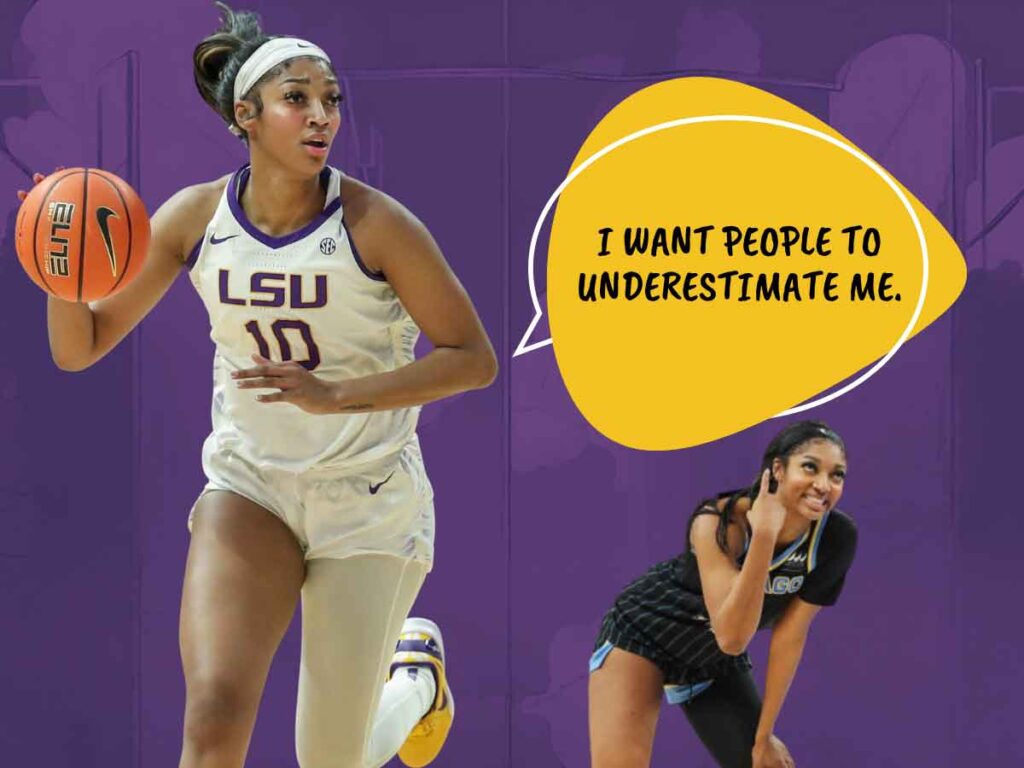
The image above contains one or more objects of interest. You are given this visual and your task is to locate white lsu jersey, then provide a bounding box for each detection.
[187,165,421,473]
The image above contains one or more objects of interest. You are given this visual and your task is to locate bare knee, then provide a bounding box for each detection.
[591,741,656,768]
[589,694,658,768]
[182,678,260,757]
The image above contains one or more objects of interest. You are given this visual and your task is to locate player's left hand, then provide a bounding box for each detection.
[752,734,795,768]
[233,354,337,414]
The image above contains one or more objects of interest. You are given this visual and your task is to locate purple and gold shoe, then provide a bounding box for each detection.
[390,617,454,768]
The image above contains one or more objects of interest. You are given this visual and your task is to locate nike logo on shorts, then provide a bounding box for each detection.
[369,472,395,495]
[209,233,238,245]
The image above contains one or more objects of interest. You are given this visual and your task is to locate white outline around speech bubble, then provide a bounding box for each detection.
[513,115,929,418]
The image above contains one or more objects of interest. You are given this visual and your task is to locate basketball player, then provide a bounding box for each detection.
[21,3,496,766]
[588,422,857,768]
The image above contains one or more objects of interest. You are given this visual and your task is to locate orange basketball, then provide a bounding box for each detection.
[15,168,150,302]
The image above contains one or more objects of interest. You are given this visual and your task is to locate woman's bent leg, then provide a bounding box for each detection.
[588,647,664,768]
[680,666,762,768]
[295,554,427,768]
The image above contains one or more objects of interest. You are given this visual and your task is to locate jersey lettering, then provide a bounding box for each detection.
[244,318,321,370]
[765,574,804,595]
[219,269,328,308]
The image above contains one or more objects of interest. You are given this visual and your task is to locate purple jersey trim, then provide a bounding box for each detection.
[342,217,386,282]
[227,166,339,249]
[185,235,203,271]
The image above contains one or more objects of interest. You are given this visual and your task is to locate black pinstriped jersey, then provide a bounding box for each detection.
[595,505,857,685]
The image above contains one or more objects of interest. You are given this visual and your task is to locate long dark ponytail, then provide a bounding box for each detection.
[192,3,271,138]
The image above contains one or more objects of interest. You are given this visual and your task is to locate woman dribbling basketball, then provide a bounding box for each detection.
[21,4,496,766]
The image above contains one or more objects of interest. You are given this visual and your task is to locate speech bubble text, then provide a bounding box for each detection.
[516,78,964,449]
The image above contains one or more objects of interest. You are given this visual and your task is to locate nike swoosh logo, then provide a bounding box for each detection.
[369,472,395,495]
[209,233,238,245]
[95,207,119,276]
[296,43,313,48]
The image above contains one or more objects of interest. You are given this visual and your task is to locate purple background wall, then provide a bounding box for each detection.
[0,0,1020,766]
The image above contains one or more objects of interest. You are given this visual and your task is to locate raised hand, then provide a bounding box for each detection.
[747,468,787,540]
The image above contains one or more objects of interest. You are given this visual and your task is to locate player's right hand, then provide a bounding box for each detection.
[747,469,787,539]
[16,167,64,201]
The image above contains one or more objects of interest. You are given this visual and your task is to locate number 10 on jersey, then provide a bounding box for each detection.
[244,319,322,371]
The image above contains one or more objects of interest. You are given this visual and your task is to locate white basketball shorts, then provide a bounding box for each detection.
[189,436,434,566]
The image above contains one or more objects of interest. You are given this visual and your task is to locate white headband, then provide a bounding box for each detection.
[233,37,331,104]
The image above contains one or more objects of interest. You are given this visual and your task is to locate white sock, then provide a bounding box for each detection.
[399,666,437,715]
[366,667,437,766]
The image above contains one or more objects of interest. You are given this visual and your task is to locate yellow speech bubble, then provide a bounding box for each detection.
[525,77,964,450]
